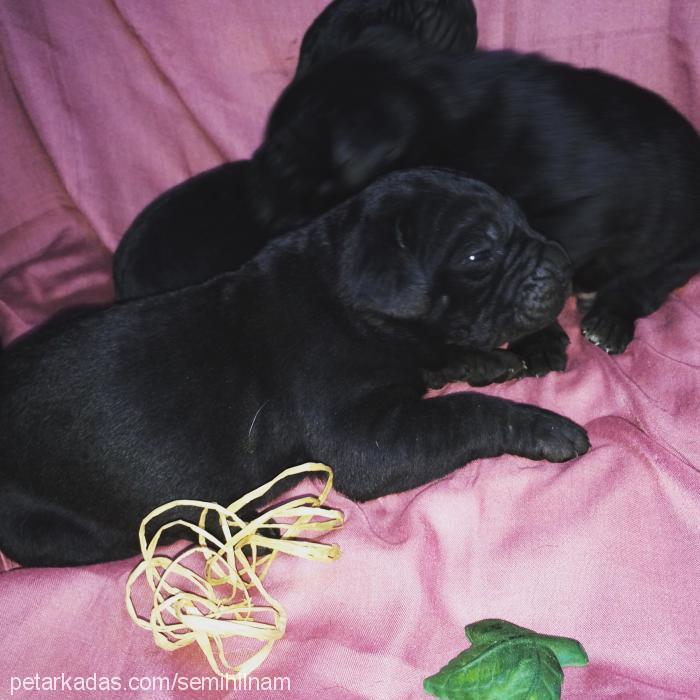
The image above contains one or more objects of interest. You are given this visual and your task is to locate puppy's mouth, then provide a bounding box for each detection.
[468,281,570,350]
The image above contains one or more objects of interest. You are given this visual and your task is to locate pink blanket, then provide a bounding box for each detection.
[1,1,699,698]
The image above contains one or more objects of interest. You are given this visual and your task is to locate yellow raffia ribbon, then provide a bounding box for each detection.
[125,462,343,678]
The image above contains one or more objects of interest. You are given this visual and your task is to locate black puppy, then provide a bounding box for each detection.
[295,0,477,78]
[113,161,266,299]
[0,169,587,567]
[113,1,478,300]
[251,30,700,366]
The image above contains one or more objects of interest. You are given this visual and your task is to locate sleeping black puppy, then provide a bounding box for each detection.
[0,169,588,567]
[113,0,478,300]
[295,0,477,78]
[113,161,265,300]
[250,29,700,368]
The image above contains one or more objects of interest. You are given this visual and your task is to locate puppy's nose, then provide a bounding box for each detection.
[516,255,571,331]
[519,280,564,318]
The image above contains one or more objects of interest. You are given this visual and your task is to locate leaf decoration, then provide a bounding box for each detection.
[424,619,588,700]
[466,619,589,668]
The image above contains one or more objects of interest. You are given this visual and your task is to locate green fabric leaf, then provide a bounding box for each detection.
[423,619,588,700]
[424,638,563,699]
[466,619,589,667]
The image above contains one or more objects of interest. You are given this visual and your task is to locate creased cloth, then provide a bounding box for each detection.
[0,2,698,698]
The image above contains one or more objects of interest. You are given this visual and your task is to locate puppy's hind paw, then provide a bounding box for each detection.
[581,307,634,354]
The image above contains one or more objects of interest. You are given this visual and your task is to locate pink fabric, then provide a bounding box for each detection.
[1,1,699,698]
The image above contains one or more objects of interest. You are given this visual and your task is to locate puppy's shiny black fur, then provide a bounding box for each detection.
[0,169,587,567]
[251,30,700,361]
[295,0,477,78]
[113,161,266,300]
[112,1,477,301]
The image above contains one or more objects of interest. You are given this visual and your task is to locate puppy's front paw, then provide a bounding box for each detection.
[423,349,524,389]
[508,325,569,378]
[575,291,597,314]
[510,406,590,463]
[581,307,634,354]
[465,349,525,387]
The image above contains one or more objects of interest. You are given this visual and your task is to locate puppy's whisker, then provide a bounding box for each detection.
[248,400,270,440]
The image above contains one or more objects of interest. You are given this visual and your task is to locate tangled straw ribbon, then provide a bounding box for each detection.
[125,463,343,678]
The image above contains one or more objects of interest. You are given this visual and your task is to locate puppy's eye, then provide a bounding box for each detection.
[464,250,492,264]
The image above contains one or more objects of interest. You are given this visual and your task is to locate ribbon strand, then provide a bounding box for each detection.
[125,463,343,678]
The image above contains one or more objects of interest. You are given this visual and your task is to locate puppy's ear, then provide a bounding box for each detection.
[331,101,415,190]
[340,217,431,320]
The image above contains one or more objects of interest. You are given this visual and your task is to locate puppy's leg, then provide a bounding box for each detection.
[328,391,589,500]
[422,348,525,388]
[581,246,700,354]
[507,321,570,377]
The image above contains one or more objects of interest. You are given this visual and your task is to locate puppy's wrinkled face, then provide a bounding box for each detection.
[337,170,572,349]
[251,38,429,233]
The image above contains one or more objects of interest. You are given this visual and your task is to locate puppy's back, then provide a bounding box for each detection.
[113,161,270,300]
[0,221,329,560]
[0,281,238,509]
[443,50,700,259]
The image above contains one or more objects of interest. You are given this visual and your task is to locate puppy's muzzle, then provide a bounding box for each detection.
[515,241,572,330]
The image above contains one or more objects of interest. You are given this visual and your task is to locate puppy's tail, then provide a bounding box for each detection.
[0,483,132,567]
